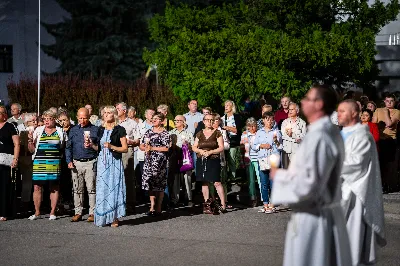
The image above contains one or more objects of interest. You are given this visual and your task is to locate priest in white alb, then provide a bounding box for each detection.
[337,99,386,266]
[270,84,352,266]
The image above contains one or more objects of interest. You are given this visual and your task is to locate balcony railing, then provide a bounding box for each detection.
[376,33,400,46]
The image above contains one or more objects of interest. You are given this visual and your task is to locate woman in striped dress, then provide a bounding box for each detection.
[28,110,67,220]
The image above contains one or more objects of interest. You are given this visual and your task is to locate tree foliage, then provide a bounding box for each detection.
[143,0,400,107]
[42,0,165,81]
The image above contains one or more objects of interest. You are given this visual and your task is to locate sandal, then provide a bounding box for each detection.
[0,217,7,221]
[264,207,277,214]
[28,214,40,220]
[111,220,119,228]
[258,206,268,213]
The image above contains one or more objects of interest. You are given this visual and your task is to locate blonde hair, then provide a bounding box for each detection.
[262,104,273,112]
[102,106,119,127]
[157,104,169,114]
[224,100,236,114]
[43,109,57,119]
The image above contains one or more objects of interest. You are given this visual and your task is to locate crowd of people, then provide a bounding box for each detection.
[0,86,398,264]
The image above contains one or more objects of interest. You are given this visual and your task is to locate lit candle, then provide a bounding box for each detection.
[269,154,280,168]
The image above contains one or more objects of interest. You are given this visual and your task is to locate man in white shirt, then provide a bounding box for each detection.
[337,99,386,266]
[270,84,352,266]
[183,99,203,135]
[7,103,24,126]
[116,102,139,213]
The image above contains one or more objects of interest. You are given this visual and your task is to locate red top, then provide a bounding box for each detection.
[274,109,289,129]
[367,122,379,143]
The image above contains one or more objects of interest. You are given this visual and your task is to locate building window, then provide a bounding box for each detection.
[0,45,13,73]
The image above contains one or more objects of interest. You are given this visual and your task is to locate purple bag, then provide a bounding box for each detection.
[180,143,194,172]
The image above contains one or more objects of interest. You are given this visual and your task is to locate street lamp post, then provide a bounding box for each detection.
[37,0,40,115]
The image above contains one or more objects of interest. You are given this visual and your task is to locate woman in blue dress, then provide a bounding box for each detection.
[92,106,128,227]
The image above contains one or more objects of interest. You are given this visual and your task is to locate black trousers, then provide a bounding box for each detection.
[0,165,13,218]
[378,138,400,192]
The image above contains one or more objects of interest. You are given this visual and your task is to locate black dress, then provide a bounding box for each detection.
[0,122,18,218]
[195,130,221,182]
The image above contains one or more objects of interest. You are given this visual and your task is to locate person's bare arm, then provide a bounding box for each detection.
[11,135,20,168]
[383,109,399,128]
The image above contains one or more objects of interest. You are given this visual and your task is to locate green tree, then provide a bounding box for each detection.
[42,0,165,81]
[143,0,400,107]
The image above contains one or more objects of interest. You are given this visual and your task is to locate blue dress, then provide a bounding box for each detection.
[95,129,126,226]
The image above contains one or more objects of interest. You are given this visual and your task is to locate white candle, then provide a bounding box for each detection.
[269,154,280,168]
[144,137,150,144]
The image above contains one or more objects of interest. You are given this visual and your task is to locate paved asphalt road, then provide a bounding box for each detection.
[1,194,400,266]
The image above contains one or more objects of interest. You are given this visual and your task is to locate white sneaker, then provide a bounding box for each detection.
[49,215,57,220]
[28,215,40,220]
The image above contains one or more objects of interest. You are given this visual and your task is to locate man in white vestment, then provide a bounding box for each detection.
[337,100,386,266]
[270,84,352,266]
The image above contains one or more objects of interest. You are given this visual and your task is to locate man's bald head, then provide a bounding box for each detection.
[77,107,90,127]
[337,99,360,127]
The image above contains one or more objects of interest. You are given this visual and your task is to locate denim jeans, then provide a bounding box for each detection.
[258,167,272,204]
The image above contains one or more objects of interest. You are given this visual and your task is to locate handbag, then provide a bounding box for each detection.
[258,157,270,171]
[0,153,13,167]
[180,143,194,172]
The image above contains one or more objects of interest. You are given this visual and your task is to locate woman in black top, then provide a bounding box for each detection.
[0,106,20,221]
[91,106,128,227]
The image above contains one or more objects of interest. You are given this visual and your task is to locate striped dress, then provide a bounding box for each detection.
[32,131,62,184]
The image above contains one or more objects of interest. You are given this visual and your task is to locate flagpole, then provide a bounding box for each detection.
[37,0,40,115]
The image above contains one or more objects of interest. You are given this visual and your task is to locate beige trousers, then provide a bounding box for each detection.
[71,159,96,215]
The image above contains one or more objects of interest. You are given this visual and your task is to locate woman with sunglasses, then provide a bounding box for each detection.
[192,114,226,214]
[140,112,171,216]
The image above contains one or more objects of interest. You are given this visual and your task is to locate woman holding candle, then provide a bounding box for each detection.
[251,112,283,213]
[193,113,226,214]
[0,106,20,221]
[92,106,128,227]
[140,112,171,216]
[241,117,262,207]
[281,102,307,168]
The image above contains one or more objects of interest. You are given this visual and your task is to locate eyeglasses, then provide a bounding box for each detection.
[204,119,214,122]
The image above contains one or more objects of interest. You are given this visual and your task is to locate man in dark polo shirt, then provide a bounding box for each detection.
[66,108,99,222]
[274,96,290,130]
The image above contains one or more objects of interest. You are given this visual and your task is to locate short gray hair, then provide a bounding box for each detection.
[289,102,299,113]
[127,106,136,113]
[145,109,154,116]
[246,117,257,126]
[24,113,37,125]
[11,103,22,112]
[116,102,127,110]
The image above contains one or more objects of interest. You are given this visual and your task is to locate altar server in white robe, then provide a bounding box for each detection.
[270,84,352,266]
[337,99,386,266]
